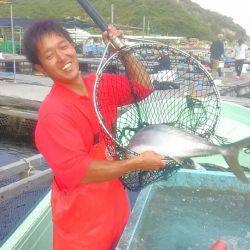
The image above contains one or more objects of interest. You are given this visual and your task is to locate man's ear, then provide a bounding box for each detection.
[34,64,47,76]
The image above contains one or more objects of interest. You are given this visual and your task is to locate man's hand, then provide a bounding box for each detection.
[136,151,166,170]
[102,24,124,52]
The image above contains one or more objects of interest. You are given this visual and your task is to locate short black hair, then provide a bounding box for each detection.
[23,20,73,65]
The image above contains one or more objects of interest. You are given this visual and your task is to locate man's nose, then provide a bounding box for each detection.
[55,50,66,62]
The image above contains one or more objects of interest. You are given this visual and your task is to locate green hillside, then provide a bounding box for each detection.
[0,0,247,41]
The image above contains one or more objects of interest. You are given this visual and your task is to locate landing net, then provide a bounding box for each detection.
[94,43,220,191]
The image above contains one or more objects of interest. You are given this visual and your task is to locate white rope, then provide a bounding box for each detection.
[22,158,34,177]
[96,41,113,75]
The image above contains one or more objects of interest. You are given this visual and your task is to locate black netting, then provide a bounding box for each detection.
[0,159,50,245]
[0,185,50,245]
[94,43,220,191]
[0,115,36,144]
[0,114,9,134]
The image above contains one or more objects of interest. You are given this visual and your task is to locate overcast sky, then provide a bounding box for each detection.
[191,0,250,36]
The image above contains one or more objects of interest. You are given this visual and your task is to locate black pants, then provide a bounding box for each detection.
[235,59,244,76]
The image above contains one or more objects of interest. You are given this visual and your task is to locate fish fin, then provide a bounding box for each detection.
[233,137,250,149]
[222,138,250,183]
[192,162,206,170]
[182,159,205,170]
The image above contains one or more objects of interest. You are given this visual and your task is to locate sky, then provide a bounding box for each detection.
[191,0,250,36]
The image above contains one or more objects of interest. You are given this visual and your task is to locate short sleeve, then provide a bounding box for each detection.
[35,113,92,190]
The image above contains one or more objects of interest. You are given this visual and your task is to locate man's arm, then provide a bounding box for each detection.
[122,52,153,90]
[102,25,153,90]
[36,114,165,189]
[82,151,165,183]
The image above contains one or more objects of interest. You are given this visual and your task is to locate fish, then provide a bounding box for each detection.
[127,124,250,183]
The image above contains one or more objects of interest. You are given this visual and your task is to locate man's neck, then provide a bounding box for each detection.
[59,72,89,97]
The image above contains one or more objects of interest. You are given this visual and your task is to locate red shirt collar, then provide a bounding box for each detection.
[53,73,95,101]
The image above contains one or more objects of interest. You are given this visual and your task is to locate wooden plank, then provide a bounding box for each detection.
[0,169,53,203]
[0,106,38,120]
[0,95,41,111]
[0,154,44,180]
[217,79,250,97]
[221,96,250,108]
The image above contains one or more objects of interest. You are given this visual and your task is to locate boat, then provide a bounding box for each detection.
[117,169,250,249]
[1,101,250,249]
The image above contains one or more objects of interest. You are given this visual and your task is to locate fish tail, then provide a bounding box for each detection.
[222,137,250,183]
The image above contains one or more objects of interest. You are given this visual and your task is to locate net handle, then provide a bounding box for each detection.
[77,0,125,49]
[77,0,107,32]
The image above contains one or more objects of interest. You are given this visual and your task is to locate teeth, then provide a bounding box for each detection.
[62,63,72,71]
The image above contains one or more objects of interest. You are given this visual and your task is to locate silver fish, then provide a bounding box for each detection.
[127,124,250,183]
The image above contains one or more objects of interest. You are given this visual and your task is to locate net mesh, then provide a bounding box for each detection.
[0,159,50,245]
[0,114,36,143]
[0,186,50,245]
[94,43,221,191]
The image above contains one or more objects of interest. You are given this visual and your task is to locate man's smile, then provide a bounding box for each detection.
[62,62,72,71]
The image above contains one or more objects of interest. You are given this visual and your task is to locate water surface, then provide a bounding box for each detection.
[130,187,250,250]
[0,140,38,166]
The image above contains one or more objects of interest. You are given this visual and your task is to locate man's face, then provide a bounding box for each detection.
[35,33,80,84]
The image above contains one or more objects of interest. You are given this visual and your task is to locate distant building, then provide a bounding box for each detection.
[67,28,91,44]
[0,18,93,43]
[0,17,94,31]
[0,18,94,53]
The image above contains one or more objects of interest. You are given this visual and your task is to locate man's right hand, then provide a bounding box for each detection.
[82,150,166,184]
[135,151,166,170]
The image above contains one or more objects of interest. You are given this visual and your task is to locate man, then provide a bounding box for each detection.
[23,20,165,249]
[234,38,249,79]
[210,34,224,78]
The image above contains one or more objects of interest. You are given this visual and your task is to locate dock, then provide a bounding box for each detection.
[0,74,51,141]
[213,71,250,107]
[1,70,250,109]
[216,73,250,98]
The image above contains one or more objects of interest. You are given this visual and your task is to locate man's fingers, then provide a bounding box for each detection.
[107,24,124,39]
[160,162,167,167]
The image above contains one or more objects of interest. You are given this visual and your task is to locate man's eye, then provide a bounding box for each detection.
[61,44,69,50]
[46,54,53,60]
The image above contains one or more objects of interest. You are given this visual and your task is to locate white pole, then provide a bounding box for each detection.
[142,16,146,37]
[10,0,16,83]
[19,27,21,54]
[111,4,114,24]
[147,20,150,35]
[74,18,77,44]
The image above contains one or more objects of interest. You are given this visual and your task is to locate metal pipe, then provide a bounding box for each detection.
[10,1,16,83]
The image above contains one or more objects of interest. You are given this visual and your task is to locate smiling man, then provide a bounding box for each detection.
[23,20,166,250]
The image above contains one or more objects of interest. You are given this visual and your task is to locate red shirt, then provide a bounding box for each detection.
[35,73,151,249]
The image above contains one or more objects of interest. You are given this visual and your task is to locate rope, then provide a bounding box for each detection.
[22,158,34,177]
